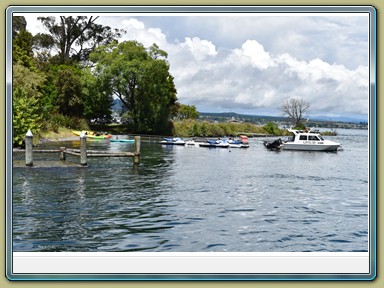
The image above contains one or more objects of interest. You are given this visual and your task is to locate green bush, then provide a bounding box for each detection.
[12,89,42,147]
[263,122,280,135]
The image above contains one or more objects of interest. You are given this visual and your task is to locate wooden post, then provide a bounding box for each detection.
[25,130,33,167]
[133,136,141,164]
[80,132,87,166]
[60,147,66,161]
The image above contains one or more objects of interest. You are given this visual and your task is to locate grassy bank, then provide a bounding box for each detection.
[173,119,286,137]
[38,127,77,142]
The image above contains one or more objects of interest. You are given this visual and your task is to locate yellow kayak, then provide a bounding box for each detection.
[72,130,112,139]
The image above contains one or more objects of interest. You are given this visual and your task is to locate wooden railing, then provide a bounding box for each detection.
[14,130,141,167]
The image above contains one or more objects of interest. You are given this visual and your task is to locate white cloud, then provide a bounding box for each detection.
[233,40,276,70]
[122,18,144,30]
[181,37,217,59]
[119,18,168,48]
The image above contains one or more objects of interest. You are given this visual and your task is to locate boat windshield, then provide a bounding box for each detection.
[308,135,321,141]
[299,135,307,140]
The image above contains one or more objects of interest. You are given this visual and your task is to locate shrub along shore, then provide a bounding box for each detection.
[172,120,288,137]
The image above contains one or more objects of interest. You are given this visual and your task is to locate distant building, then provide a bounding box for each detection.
[227,116,241,123]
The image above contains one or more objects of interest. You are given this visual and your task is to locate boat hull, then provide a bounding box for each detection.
[159,141,186,146]
[199,143,229,148]
[229,144,250,148]
[283,143,340,151]
[110,139,134,143]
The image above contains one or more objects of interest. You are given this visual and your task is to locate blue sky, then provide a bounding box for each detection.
[24,13,370,121]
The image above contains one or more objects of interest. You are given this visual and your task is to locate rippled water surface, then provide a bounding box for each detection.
[12,129,369,252]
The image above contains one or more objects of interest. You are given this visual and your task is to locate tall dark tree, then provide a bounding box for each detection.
[34,16,125,64]
[90,41,178,134]
[281,98,310,128]
[13,16,35,68]
[12,16,27,38]
[54,65,84,117]
[81,68,113,123]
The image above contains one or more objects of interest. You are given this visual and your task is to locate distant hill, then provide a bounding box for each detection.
[199,112,286,123]
[310,115,368,124]
[199,112,367,124]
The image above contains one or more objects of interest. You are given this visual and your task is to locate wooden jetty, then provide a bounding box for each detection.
[14,130,141,167]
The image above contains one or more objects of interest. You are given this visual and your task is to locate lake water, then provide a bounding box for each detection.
[12,129,370,252]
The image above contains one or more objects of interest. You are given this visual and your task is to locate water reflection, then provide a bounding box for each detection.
[76,168,86,200]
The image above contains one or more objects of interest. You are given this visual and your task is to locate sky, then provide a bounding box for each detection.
[23,13,371,121]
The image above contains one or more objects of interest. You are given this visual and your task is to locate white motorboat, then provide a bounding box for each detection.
[283,128,341,151]
[226,139,250,148]
[159,137,186,146]
[199,139,230,148]
[185,139,199,146]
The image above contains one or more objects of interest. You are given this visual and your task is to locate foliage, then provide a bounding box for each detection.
[81,68,113,123]
[293,122,307,130]
[35,16,125,64]
[13,29,35,69]
[12,16,27,36]
[174,104,199,120]
[53,65,85,117]
[35,63,112,124]
[12,64,46,146]
[263,122,280,135]
[173,120,269,137]
[281,98,310,127]
[90,41,178,134]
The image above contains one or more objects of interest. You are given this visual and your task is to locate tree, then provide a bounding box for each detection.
[12,16,27,38]
[281,98,310,128]
[13,16,35,69]
[13,64,46,146]
[54,65,84,117]
[34,16,125,64]
[12,17,46,146]
[175,104,200,120]
[81,68,113,123]
[90,41,178,134]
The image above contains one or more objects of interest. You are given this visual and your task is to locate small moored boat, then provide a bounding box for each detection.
[226,136,250,148]
[110,139,135,143]
[199,139,229,148]
[159,138,186,146]
[72,130,112,139]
